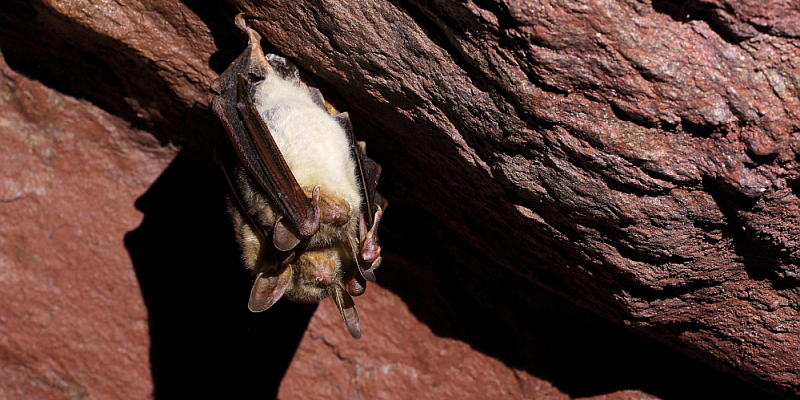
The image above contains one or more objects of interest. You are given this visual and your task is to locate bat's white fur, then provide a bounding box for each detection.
[253,74,361,214]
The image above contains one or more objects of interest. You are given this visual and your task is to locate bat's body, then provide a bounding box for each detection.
[212,15,386,339]
[232,72,363,303]
[253,74,362,222]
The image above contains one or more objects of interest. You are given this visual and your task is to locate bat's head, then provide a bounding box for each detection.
[285,247,348,301]
[248,243,366,339]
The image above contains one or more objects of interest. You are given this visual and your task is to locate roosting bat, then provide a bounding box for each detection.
[211,14,387,339]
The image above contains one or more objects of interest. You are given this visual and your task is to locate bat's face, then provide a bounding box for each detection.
[284,247,348,303]
[229,184,367,298]
[264,189,366,303]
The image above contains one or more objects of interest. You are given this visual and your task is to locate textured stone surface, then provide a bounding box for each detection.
[1,0,798,399]
[293,199,775,399]
[0,39,174,399]
[279,284,569,400]
[230,0,800,396]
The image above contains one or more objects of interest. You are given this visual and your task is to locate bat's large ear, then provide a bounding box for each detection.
[332,285,362,339]
[248,267,292,312]
[273,216,302,251]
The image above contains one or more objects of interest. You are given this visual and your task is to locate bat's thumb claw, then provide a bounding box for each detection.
[360,208,383,262]
[361,240,380,264]
[297,186,322,237]
[311,185,321,200]
[292,186,321,238]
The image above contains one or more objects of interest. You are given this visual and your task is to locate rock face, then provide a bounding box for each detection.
[1,0,798,399]
[0,24,172,399]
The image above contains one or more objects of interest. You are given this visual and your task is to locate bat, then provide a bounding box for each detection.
[211,14,387,339]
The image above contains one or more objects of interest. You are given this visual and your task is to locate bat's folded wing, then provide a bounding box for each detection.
[211,15,321,250]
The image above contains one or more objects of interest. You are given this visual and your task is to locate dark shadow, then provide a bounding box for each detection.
[704,178,800,290]
[124,147,316,400]
[651,0,764,44]
[376,184,781,400]
[178,0,244,74]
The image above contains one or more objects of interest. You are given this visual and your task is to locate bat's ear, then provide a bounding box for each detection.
[332,285,362,339]
[248,267,292,312]
[273,216,301,251]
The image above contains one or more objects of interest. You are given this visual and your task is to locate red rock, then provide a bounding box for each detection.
[0,44,175,398]
[280,283,569,400]
[1,0,798,398]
